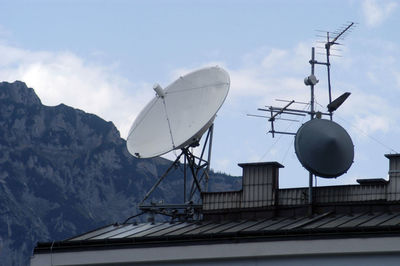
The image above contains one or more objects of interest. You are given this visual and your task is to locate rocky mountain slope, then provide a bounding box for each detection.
[0,81,240,266]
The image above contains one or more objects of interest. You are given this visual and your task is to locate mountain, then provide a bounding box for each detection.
[0,81,241,266]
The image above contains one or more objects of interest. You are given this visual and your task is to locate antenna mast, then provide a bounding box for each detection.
[255,21,356,137]
[252,22,356,213]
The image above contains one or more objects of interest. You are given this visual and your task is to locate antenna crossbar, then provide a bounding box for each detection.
[247,114,299,122]
[269,107,331,116]
[269,100,295,121]
[275,99,309,105]
[268,130,296,136]
[258,108,307,116]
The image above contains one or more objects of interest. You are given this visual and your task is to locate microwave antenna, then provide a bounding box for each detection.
[127,66,230,221]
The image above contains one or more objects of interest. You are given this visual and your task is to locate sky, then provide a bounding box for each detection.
[0,0,400,188]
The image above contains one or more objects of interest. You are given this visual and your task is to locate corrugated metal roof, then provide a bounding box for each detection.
[32,210,400,254]
[67,211,400,243]
[380,214,400,226]
[360,213,398,227]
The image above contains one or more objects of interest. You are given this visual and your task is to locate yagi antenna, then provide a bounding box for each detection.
[325,22,356,105]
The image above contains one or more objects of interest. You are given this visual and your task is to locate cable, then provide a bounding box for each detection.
[123,212,145,224]
[258,133,283,161]
[281,137,294,163]
[281,104,310,163]
[336,114,398,153]
[314,101,398,153]
[50,241,54,266]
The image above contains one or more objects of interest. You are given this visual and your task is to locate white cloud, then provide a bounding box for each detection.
[170,43,310,107]
[261,48,288,69]
[354,114,390,134]
[332,85,397,137]
[226,43,310,106]
[0,43,154,138]
[362,0,398,27]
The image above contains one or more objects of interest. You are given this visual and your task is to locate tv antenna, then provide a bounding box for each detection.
[127,66,230,221]
[252,22,356,211]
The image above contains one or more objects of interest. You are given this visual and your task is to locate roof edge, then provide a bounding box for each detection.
[33,225,400,254]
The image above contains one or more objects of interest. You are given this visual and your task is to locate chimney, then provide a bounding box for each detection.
[386,154,400,201]
[201,161,283,219]
[238,162,283,208]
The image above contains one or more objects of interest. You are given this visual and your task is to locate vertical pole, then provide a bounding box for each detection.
[270,107,275,138]
[187,150,203,195]
[184,155,187,203]
[309,172,313,204]
[310,47,315,119]
[309,47,315,214]
[206,124,214,192]
[326,32,333,120]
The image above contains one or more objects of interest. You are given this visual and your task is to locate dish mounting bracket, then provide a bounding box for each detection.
[138,125,214,221]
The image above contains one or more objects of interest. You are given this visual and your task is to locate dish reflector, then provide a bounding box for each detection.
[127,66,230,158]
[294,119,354,178]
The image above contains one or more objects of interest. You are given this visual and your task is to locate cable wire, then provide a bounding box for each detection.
[123,212,145,224]
[314,101,398,153]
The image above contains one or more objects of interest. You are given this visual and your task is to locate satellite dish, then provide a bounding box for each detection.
[127,66,230,158]
[294,119,354,178]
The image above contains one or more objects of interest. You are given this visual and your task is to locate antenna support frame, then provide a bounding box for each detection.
[138,125,215,221]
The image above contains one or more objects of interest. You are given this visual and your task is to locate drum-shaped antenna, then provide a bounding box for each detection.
[127,66,230,158]
[294,119,354,178]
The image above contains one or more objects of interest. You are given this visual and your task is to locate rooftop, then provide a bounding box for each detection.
[34,210,400,254]
[33,153,400,255]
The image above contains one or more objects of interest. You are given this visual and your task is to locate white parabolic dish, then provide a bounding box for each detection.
[127,66,230,158]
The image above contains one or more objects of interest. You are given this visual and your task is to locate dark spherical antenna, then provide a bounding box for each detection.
[294,119,354,178]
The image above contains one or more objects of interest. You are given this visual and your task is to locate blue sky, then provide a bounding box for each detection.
[1,0,399,187]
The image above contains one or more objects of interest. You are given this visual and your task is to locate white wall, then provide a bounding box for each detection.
[31,236,400,266]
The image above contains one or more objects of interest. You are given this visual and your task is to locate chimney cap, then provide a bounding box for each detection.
[238,161,284,168]
[356,178,388,185]
[385,154,400,159]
